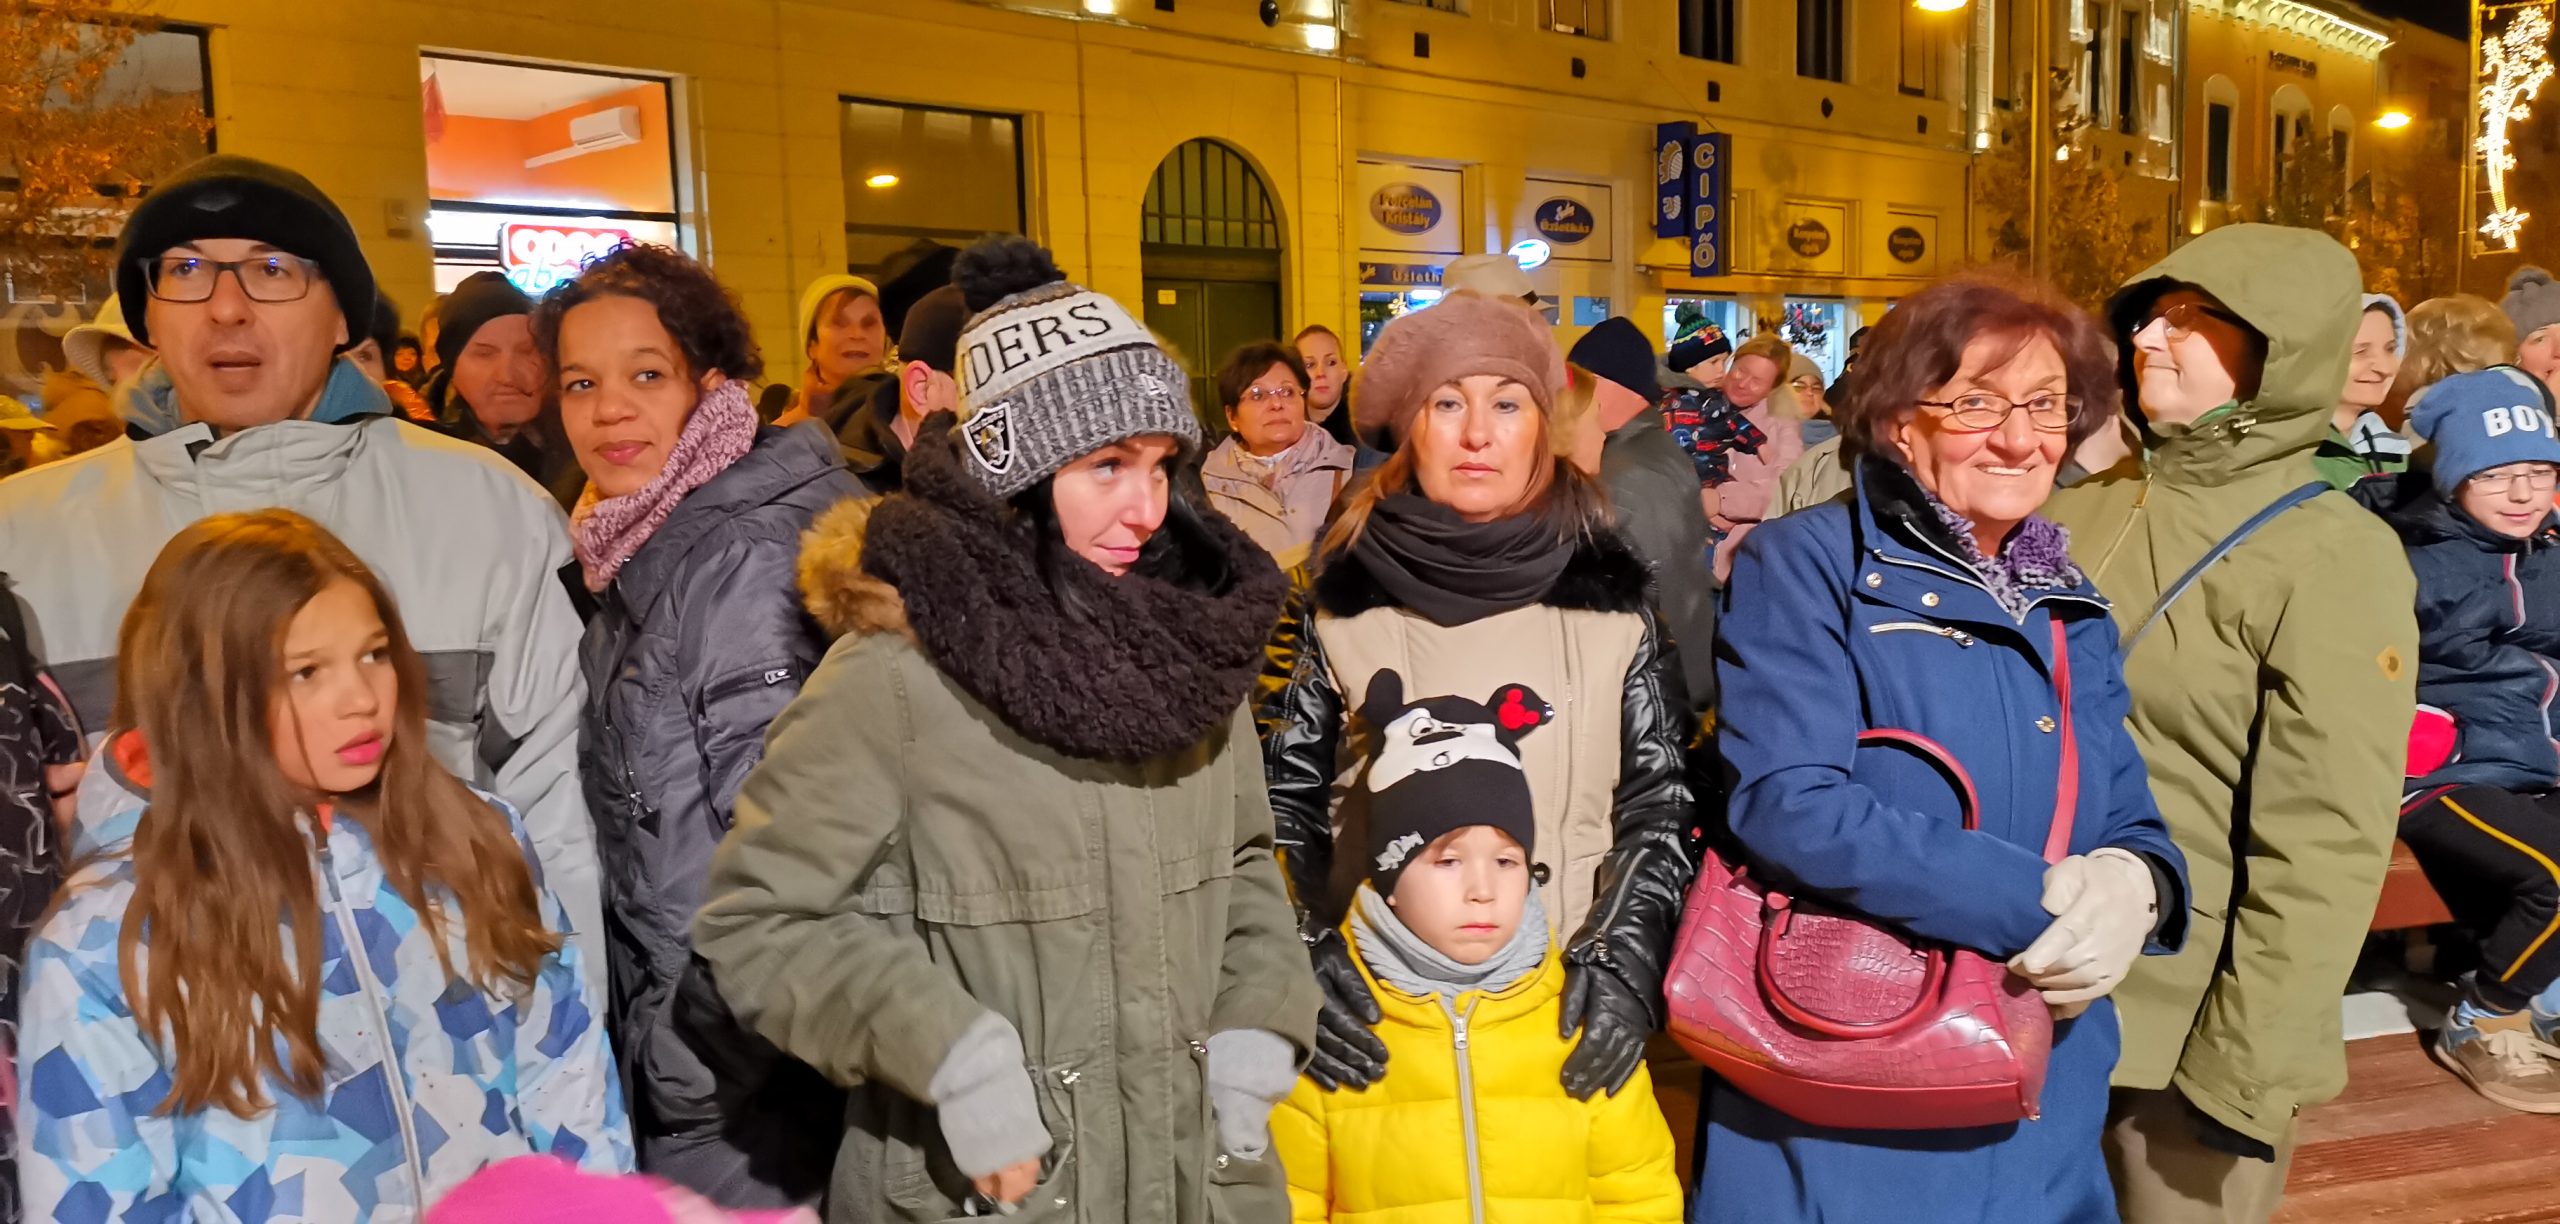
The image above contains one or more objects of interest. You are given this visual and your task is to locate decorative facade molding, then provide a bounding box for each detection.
[2192,0,2393,60]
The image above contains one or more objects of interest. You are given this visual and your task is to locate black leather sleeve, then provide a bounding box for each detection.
[1564,603,1706,1025]
[1256,578,1346,931]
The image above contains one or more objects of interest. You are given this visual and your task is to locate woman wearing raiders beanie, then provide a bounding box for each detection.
[694,236,1318,1223]
[1258,290,1700,1107]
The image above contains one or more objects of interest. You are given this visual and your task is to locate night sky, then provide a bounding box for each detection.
[2358,0,2468,40]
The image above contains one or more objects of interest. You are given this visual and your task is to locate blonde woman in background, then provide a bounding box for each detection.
[2392,294,2519,422]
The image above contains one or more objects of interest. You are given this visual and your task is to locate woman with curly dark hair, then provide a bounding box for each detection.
[530,242,864,1209]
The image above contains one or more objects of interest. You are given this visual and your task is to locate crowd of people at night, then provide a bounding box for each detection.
[7,150,2560,1224]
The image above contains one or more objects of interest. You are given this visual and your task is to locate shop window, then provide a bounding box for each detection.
[1680,0,1735,63]
[1782,298,1851,383]
[1797,0,1844,83]
[1663,297,1745,356]
[421,56,683,295]
[1900,2,1946,99]
[2,20,209,408]
[1543,0,1607,39]
[840,99,1025,279]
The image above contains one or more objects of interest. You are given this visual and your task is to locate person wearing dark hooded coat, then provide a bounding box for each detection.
[535,243,863,1208]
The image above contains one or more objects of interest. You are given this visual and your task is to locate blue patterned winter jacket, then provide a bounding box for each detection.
[15,737,631,1222]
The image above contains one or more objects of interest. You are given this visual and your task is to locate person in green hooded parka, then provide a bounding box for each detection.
[2044,224,2419,1223]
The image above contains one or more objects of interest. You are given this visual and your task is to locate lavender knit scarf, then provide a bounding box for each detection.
[1922,487,2081,619]
[572,379,758,592]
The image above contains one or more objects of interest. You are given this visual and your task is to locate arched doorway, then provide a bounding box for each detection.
[1139,139,1284,429]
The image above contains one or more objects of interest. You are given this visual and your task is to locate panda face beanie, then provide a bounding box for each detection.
[948,237,1197,499]
[1356,669,1549,898]
[2408,365,2560,489]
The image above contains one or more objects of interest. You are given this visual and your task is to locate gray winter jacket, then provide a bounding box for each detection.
[1601,407,1718,712]
[0,390,605,993]
[577,422,865,1206]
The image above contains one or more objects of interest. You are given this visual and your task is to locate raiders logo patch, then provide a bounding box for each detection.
[965,402,1016,475]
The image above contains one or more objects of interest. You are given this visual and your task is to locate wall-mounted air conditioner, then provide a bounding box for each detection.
[525,106,642,168]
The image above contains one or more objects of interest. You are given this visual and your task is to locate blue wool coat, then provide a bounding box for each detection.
[1693,462,2188,1224]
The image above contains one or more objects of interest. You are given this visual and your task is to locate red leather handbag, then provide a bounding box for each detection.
[1665,618,2079,1131]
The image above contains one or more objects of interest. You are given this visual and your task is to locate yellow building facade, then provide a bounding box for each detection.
[113,0,1987,388]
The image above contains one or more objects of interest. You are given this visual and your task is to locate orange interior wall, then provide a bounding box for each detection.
[425,80,674,212]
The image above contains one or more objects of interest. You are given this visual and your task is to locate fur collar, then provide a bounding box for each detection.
[1311,526,1654,620]
[797,425,1286,762]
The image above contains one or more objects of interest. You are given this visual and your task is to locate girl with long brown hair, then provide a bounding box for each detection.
[18,509,629,1222]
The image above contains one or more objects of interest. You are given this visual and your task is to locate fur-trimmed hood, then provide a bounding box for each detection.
[1310,526,1656,621]
[799,493,910,641]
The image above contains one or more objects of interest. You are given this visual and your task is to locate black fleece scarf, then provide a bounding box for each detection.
[862,427,1288,763]
[1349,493,1577,627]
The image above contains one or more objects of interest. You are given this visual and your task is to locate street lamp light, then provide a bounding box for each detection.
[2374,109,2414,130]
[1914,0,1968,11]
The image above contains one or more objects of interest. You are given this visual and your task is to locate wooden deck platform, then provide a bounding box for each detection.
[2280,1034,2560,1223]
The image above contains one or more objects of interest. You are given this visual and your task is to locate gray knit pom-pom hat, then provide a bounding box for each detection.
[2502,266,2560,343]
[949,237,1197,499]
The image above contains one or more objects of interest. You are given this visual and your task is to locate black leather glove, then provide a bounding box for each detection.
[1306,928,1388,1091]
[2181,1092,2277,1163]
[1558,962,1650,1101]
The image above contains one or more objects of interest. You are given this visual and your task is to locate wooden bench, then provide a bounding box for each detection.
[2371,839,2454,932]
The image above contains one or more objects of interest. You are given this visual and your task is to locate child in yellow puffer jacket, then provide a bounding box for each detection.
[1270,673,1682,1224]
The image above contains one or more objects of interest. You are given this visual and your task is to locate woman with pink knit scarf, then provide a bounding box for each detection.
[531,243,865,1211]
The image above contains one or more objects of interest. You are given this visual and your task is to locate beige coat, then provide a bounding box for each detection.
[1202,431,1356,570]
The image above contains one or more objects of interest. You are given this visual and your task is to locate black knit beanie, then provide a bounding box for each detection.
[1568,316,1663,403]
[898,284,969,376]
[1358,670,1548,898]
[434,272,535,371]
[115,154,375,351]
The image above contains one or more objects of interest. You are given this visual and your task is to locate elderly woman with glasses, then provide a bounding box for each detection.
[1697,273,2186,1224]
[1202,341,1357,568]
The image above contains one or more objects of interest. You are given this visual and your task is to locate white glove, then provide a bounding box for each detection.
[2008,848,2158,1011]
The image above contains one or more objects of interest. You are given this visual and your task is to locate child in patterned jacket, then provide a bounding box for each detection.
[16,509,629,1221]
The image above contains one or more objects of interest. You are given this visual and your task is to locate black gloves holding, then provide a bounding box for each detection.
[1559,962,1651,1100]
[1305,928,1389,1091]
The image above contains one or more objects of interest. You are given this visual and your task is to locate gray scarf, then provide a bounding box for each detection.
[1349,882,1550,1000]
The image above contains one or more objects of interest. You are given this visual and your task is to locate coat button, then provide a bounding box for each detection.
[2036,716,2058,733]
[1922,592,1941,607]
[1865,573,1884,588]
[1216,1154,1231,1171]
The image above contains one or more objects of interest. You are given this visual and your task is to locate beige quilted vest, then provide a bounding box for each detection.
[1313,602,1645,936]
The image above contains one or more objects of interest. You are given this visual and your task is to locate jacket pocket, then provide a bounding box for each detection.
[1866,621,1979,647]
[877,1056,1086,1222]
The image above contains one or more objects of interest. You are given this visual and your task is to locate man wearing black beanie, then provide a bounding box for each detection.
[0,154,606,994]
[838,283,969,492]
[1569,316,1718,713]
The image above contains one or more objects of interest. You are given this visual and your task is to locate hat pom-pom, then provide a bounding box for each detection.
[2511,265,2555,293]
[954,236,1066,313]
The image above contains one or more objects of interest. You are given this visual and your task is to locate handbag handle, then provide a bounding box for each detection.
[1755,726,1981,1038]
[1755,619,2082,1039]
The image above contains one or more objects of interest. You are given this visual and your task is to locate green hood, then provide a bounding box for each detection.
[2107,224,2362,485]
